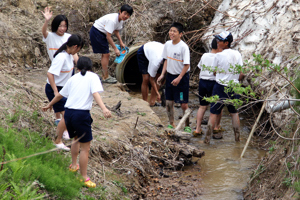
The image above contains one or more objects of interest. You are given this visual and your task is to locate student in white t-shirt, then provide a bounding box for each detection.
[137,41,164,106]
[89,4,133,84]
[45,34,83,151]
[42,7,79,126]
[42,57,111,188]
[204,31,244,144]
[157,22,191,131]
[194,38,223,137]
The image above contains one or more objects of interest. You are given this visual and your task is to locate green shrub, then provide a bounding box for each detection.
[0,126,83,199]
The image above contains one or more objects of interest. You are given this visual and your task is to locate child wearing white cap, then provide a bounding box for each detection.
[204,31,244,144]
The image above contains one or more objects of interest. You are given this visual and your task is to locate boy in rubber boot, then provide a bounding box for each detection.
[157,22,190,130]
[204,31,244,144]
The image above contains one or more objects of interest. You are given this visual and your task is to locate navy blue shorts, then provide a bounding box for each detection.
[198,79,216,106]
[165,72,189,104]
[89,26,109,54]
[64,108,93,143]
[157,60,164,75]
[210,82,240,114]
[137,45,149,74]
[45,83,67,113]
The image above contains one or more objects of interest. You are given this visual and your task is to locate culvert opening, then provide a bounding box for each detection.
[116,45,143,91]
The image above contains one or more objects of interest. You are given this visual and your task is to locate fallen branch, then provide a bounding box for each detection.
[175,108,192,131]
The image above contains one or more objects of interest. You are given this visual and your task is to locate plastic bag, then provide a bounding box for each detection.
[114,44,129,63]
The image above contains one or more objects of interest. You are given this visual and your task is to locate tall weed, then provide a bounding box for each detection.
[0,126,83,199]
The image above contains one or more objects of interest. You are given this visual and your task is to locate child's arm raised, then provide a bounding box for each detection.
[93,92,111,118]
[41,7,53,38]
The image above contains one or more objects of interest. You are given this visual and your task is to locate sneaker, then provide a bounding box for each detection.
[54,143,70,151]
[54,119,61,126]
[167,124,174,129]
[102,75,117,84]
[63,130,70,140]
[184,126,192,133]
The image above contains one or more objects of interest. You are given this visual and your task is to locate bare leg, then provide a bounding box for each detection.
[181,103,189,127]
[166,100,175,127]
[141,74,150,102]
[55,112,66,144]
[204,113,217,144]
[55,112,61,120]
[79,141,91,180]
[231,113,240,141]
[195,105,207,133]
[149,87,157,105]
[70,137,80,170]
[101,53,110,80]
[149,74,161,106]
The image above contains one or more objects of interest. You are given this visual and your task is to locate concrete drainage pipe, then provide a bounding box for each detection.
[115,45,142,91]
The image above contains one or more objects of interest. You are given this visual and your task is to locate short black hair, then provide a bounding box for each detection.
[51,15,68,33]
[120,4,133,16]
[226,36,233,48]
[211,38,218,49]
[77,57,93,76]
[170,22,184,33]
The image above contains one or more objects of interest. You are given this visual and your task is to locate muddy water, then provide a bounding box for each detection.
[130,91,265,200]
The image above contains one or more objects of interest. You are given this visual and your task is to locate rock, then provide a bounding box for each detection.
[9,0,19,7]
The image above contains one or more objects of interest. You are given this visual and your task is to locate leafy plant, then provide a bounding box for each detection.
[137,112,146,116]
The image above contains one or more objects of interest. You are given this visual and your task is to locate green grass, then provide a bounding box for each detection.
[0,126,84,199]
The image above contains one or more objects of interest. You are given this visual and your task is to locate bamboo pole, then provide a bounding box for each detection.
[240,85,275,158]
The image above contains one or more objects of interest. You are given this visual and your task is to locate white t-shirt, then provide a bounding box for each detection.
[197,53,216,81]
[213,49,243,86]
[143,42,164,77]
[93,13,123,34]
[43,32,71,61]
[162,40,190,75]
[60,71,104,110]
[47,51,74,87]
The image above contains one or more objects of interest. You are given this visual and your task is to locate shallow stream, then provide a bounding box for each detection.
[131,91,265,200]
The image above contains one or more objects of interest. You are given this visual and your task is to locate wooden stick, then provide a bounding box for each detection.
[240,85,275,158]
[134,116,139,129]
[175,108,192,131]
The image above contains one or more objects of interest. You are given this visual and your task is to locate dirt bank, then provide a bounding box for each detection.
[3,64,203,199]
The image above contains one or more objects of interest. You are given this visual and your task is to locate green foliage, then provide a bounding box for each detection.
[283,177,292,187]
[0,126,84,199]
[250,164,264,179]
[268,140,276,154]
[112,180,128,194]
[137,112,146,116]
